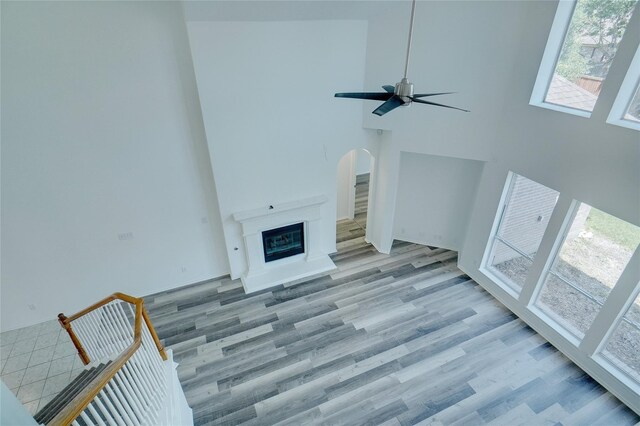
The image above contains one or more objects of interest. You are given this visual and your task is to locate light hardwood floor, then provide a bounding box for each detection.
[353,173,369,231]
[145,216,639,425]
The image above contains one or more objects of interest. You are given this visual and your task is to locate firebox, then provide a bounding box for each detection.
[262,222,304,263]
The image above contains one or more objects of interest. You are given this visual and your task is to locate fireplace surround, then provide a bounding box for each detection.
[233,195,336,293]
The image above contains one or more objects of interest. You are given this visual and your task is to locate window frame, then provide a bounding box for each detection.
[595,280,640,386]
[481,172,559,297]
[530,0,593,118]
[480,176,640,410]
[532,201,640,344]
[529,200,589,343]
[607,45,640,131]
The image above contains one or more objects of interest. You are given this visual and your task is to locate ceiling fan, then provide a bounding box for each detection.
[335,0,469,117]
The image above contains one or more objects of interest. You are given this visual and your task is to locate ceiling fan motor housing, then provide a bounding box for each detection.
[395,78,414,104]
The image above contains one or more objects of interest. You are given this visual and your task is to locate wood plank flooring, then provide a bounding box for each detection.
[145,175,640,426]
[353,173,369,230]
[145,218,639,425]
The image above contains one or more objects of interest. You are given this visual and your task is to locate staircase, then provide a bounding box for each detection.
[26,293,192,426]
[34,362,112,425]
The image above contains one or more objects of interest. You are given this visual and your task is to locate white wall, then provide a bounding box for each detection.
[360,1,525,161]
[393,152,484,251]
[1,1,229,331]
[186,20,372,278]
[0,382,37,425]
[365,131,399,254]
[355,150,372,176]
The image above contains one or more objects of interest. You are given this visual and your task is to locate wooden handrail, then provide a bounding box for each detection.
[142,306,167,361]
[53,293,167,425]
[61,292,139,323]
[58,292,167,362]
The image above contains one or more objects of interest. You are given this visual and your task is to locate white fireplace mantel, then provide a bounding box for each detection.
[232,195,336,293]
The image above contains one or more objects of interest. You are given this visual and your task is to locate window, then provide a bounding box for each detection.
[626,84,640,122]
[601,287,640,382]
[531,0,638,116]
[608,46,640,130]
[535,203,640,339]
[484,173,559,293]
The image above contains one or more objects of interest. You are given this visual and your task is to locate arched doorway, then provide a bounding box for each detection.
[336,148,374,239]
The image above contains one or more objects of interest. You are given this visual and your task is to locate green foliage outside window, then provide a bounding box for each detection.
[556,0,637,83]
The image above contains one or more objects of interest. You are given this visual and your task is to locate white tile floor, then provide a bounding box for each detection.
[1,320,85,416]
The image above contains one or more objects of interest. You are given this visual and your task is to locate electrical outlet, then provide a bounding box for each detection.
[28,304,36,311]
[180,266,187,273]
[118,232,134,241]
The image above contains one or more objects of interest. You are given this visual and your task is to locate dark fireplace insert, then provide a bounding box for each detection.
[262,222,304,263]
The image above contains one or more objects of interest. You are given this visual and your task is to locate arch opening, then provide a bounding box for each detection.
[336,148,375,242]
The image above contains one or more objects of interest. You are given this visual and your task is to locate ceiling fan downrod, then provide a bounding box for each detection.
[396,0,417,101]
[403,0,417,81]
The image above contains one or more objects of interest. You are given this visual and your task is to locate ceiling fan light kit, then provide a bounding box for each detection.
[335,0,469,117]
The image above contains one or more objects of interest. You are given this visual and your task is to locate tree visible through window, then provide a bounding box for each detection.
[545,0,638,112]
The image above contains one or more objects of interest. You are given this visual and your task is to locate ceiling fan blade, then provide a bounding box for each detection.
[382,85,395,93]
[410,97,469,112]
[335,92,393,101]
[412,92,456,98]
[372,95,406,116]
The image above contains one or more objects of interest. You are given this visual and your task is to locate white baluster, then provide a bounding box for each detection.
[79,410,95,425]
[121,362,155,416]
[124,351,158,413]
[141,320,167,394]
[91,308,116,356]
[106,303,132,348]
[76,316,103,360]
[102,303,122,345]
[96,388,126,426]
[99,305,127,354]
[124,303,167,394]
[108,303,130,347]
[136,349,164,412]
[112,303,136,350]
[131,348,162,406]
[141,323,165,368]
[86,312,111,360]
[105,380,137,426]
[140,320,166,385]
[113,368,150,425]
[87,401,106,426]
[133,332,163,392]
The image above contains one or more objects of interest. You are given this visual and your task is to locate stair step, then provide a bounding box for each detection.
[34,361,111,425]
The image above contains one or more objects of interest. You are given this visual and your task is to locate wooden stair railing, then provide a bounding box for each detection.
[50,293,168,426]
